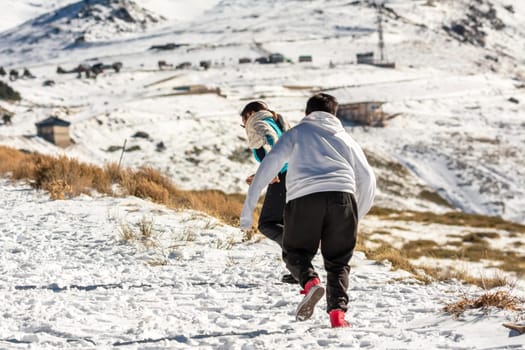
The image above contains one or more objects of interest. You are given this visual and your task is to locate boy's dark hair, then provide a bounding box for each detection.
[305,93,338,115]
[240,100,268,117]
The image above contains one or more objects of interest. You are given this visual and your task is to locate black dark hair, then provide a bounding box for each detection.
[240,101,268,117]
[305,93,338,115]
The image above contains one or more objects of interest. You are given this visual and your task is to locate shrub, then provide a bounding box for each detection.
[0,81,21,101]
[444,290,523,317]
[32,155,112,198]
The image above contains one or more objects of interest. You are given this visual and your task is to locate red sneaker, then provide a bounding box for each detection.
[296,278,324,321]
[329,309,350,328]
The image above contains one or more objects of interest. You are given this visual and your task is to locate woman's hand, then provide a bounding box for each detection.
[246,174,280,185]
[245,174,255,185]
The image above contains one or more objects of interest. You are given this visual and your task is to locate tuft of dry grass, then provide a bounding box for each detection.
[32,155,112,198]
[367,244,415,272]
[118,222,136,242]
[444,290,524,317]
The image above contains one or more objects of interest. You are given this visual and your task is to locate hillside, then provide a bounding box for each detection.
[0,0,525,347]
[0,178,523,348]
[0,0,165,61]
[1,0,524,223]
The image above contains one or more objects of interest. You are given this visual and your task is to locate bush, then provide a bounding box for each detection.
[0,146,246,226]
[0,81,21,101]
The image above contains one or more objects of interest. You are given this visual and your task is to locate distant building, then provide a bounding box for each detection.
[268,53,285,63]
[337,101,387,127]
[255,56,269,64]
[35,116,71,147]
[356,52,374,64]
[298,55,313,63]
[172,84,222,96]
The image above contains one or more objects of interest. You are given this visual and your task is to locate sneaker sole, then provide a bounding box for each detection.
[295,285,325,321]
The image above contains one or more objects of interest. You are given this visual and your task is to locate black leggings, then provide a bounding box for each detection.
[258,172,286,247]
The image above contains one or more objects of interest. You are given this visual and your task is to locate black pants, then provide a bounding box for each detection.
[283,191,358,312]
[258,172,286,247]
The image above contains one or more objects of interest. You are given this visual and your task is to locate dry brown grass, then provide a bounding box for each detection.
[32,155,112,199]
[0,146,245,226]
[430,268,510,290]
[365,244,419,275]
[444,290,524,317]
[359,238,512,288]
[369,206,525,233]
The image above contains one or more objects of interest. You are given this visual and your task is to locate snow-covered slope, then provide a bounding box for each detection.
[0,0,165,61]
[1,179,523,349]
[1,1,525,346]
[0,0,524,224]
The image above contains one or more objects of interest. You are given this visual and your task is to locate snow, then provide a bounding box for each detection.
[1,0,524,222]
[1,0,525,347]
[1,178,523,349]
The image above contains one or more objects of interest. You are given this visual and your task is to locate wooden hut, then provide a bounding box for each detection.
[336,101,387,127]
[35,116,71,147]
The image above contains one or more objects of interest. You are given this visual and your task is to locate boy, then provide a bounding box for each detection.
[240,93,376,327]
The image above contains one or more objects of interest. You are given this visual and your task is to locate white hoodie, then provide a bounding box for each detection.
[240,111,376,229]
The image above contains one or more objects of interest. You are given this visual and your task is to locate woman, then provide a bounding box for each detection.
[240,101,296,284]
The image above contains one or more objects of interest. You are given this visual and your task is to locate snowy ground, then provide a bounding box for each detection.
[1,1,525,348]
[1,178,524,349]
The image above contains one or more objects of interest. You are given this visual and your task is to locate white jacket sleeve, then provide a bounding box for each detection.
[240,133,293,229]
[350,145,376,220]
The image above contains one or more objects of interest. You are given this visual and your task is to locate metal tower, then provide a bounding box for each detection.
[377,4,385,62]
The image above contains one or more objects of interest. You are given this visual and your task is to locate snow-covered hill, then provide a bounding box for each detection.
[1,179,523,349]
[1,1,525,347]
[1,0,524,223]
[0,0,165,61]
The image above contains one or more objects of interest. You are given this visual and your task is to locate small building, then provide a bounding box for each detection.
[269,53,285,64]
[238,57,252,64]
[356,52,395,68]
[298,55,313,63]
[35,116,71,147]
[336,101,387,127]
[255,56,269,64]
[172,84,222,96]
[356,52,374,64]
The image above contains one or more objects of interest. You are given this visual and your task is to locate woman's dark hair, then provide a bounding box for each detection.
[240,101,269,117]
[305,93,338,115]
[240,100,280,124]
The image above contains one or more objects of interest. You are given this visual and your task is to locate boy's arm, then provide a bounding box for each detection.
[240,133,293,229]
[350,144,376,220]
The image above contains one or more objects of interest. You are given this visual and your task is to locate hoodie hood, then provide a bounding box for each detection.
[300,111,344,134]
[245,110,290,149]
[245,110,275,149]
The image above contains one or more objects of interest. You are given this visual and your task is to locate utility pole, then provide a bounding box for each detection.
[377,3,385,62]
